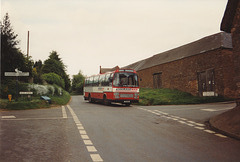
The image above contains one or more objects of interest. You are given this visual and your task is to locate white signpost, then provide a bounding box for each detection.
[5,72,29,77]
[4,69,30,101]
[5,68,29,77]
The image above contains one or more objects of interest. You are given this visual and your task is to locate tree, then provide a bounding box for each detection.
[1,13,33,80]
[32,60,43,84]
[42,73,65,88]
[42,51,71,91]
[0,13,33,98]
[72,71,85,94]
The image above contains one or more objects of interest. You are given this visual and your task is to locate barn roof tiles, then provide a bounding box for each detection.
[123,32,232,71]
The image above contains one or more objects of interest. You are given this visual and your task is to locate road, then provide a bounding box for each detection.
[1,96,240,162]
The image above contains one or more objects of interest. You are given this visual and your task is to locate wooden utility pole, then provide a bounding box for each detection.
[27,31,29,58]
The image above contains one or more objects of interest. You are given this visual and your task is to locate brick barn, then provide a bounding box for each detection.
[123,32,235,98]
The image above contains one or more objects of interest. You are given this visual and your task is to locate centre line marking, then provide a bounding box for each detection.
[81,135,89,139]
[90,154,103,162]
[78,126,84,130]
[79,130,87,135]
[84,140,93,145]
[87,146,97,152]
[66,105,103,162]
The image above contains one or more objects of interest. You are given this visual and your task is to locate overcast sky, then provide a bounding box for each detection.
[1,0,227,77]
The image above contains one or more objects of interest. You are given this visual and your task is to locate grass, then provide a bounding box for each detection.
[139,88,231,106]
[0,90,71,110]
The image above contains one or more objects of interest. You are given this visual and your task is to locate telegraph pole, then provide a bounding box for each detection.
[27,31,30,58]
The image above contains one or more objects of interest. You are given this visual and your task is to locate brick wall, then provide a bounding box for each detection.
[137,48,236,98]
[231,1,240,97]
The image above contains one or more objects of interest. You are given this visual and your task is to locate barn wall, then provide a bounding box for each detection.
[137,48,235,98]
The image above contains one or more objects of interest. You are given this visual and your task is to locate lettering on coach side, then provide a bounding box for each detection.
[98,87,104,91]
[114,88,138,92]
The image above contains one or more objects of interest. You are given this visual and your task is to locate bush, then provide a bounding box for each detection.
[28,84,63,96]
[0,79,28,99]
[42,73,65,88]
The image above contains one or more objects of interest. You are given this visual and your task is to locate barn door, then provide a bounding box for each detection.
[198,71,207,95]
[198,69,215,96]
[153,73,162,89]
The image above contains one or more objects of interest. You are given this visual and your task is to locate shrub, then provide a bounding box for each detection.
[42,73,65,88]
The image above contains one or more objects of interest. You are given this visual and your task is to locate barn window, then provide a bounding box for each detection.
[153,73,162,89]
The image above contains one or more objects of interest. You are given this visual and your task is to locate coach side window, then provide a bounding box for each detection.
[93,76,100,86]
[99,75,105,86]
[84,78,88,87]
[89,77,93,86]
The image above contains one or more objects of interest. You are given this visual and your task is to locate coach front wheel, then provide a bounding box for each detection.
[88,94,94,103]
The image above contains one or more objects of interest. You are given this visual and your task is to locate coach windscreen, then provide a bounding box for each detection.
[113,73,139,87]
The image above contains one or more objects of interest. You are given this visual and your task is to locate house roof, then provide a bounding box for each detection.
[123,32,232,71]
[221,0,240,33]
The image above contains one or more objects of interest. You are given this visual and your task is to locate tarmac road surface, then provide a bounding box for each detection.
[1,96,240,162]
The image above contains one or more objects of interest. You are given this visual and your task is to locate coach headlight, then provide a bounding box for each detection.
[134,93,139,99]
[114,92,120,99]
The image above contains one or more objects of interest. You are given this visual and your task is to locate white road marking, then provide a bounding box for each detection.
[78,126,84,130]
[62,106,67,118]
[1,116,16,119]
[179,118,187,121]
[195,123,205,127]
[204,130,215,134]
[215,134,227,138]
[81,135,89,140]
[84,140,93,145]
[137,107,228,139]
[178,121,186,124]
[67,105,103,161]
[201,109,215,112]
[87,146,97,152]
[90,154,103,162]
[201,108,232,112]
[1,117,64,120]
[194,127,204,130]
[79,130,87,135]
[187,121,197,124]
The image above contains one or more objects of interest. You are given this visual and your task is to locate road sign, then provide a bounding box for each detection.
[4,72,29,77]
[19,92,33,95]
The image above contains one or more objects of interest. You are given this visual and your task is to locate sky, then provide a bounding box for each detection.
[1,0,228,77]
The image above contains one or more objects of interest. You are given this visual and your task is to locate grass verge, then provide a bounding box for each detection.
[139,88,232,106]
[0,90,71,110]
